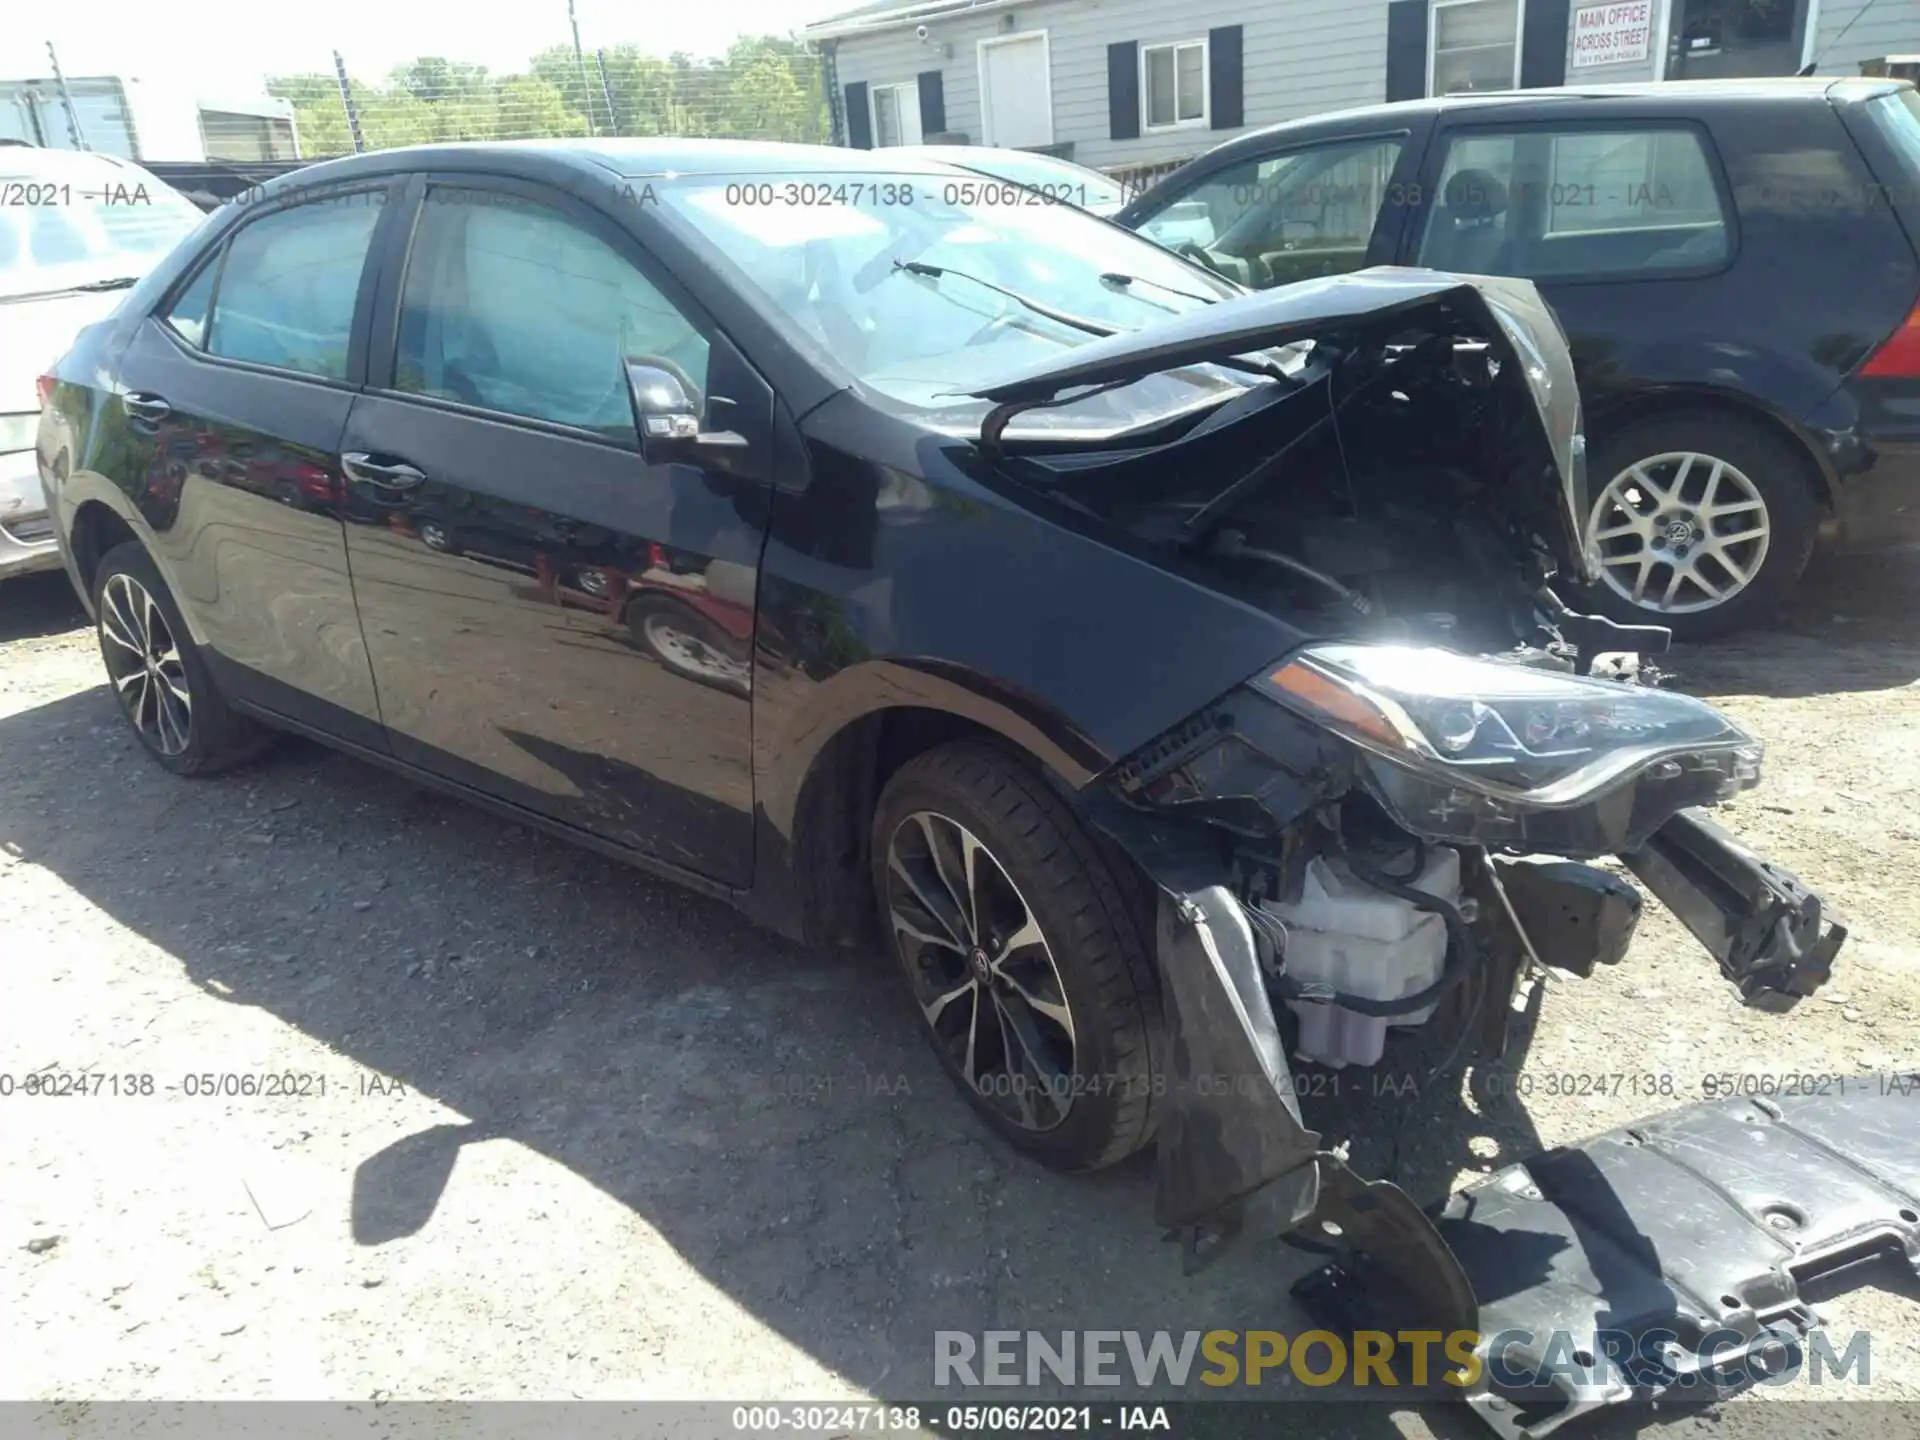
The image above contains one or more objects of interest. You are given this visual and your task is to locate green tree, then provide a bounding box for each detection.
[493,76,590,141]
[268,34,827,158]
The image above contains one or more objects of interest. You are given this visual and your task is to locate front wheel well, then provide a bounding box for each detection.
[789,707,1041,950]
[68,501,140,598]
[1587,392,1834,512]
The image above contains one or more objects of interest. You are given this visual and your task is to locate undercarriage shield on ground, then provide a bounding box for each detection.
[1297,1079,1920,1438]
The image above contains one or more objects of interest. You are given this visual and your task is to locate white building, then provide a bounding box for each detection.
[806,0,1920,180]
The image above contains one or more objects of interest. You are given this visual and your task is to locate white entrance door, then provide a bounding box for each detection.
[872,80,923,147]
[978,34,1053,149]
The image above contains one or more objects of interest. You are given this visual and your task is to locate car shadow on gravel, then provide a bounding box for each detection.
[1666,548,1920,700]
[0,684,1776,1438]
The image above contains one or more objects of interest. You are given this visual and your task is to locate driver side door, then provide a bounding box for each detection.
[1128,129,1428,289]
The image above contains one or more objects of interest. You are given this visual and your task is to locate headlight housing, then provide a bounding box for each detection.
[1253,644,1763,854]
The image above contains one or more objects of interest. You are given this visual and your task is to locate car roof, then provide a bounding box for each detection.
[1194,76,1909,156]
[0,144,157,181]
[271,136,982,192]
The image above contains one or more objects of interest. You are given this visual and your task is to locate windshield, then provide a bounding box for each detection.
[0,163,205,301]
[950,153,1129,212]
[656,171,1252,436]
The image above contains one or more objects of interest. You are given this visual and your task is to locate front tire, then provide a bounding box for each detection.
[93,541,271,776]
[1580,412,1821,640]
[872,741,1162,1172]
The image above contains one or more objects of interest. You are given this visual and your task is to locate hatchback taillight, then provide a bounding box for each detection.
[35,374,56,409]
[1859,304,1920,378]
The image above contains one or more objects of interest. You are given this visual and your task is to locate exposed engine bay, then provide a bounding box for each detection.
[1016,333,1571,656]
[967,270,1872,1437]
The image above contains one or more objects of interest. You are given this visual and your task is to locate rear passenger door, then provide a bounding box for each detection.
[1402,119,1737,377]
[113,181,402,749]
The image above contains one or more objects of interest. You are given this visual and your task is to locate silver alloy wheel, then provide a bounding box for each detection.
[641,612,750,687]
[1586,450,1771,615]
[884,810,1078,1132]
[99,572,192,757]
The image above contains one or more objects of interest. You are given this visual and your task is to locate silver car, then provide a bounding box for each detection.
[2,143,204,581]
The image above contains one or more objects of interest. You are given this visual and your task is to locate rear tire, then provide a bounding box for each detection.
[93,541,272,776]
[872,741,1162,1172]
[1578,411,1821,641]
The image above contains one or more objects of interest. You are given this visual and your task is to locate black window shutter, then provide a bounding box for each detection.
[917,70,946,135]
[1208,26,1244,130]
[1108,42,1140,141]
[845,81,872,148]
[1385,0,1428,102]
[1519,0,1570,87]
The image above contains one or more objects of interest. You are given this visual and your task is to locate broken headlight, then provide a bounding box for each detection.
[1253,644,1764,855]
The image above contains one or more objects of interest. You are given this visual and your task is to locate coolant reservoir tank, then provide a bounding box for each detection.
[1261,847,1462,1069]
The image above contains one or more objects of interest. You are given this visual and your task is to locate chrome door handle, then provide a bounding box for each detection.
[122,392,170,424]
[342,452,427,491]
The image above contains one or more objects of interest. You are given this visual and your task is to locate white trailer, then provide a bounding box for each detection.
[0,72,299,162]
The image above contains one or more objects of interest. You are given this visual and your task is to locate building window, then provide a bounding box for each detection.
[870,81,923,147]
[1142,39,1207,130]
[1431,0,1523,95]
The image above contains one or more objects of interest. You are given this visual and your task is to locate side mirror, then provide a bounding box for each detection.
[625,357,753,474]
[626,360,702,466]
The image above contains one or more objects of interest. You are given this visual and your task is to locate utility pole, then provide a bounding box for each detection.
[46,41,89,151]
[596,48,619,137]
[332,50,366,153]
[568,0,598,136]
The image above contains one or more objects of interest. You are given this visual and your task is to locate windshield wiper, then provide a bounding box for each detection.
[894,259,1118,338]
[1,276,142,304]
[1099,271,1217,306]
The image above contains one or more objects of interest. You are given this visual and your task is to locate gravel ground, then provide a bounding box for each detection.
[2,553,1917,1438]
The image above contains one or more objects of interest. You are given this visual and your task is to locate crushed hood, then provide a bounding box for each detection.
[970,267,1593,584]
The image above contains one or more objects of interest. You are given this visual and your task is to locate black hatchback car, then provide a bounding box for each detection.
[1119,77,1920,637]
[38,143,1878,1391]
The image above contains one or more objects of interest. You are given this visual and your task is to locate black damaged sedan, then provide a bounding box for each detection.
[36,140,1905,1428]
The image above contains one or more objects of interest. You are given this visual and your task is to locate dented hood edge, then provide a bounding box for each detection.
[970,265,1593,585]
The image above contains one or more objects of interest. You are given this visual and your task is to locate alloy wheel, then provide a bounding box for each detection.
[885,810,1078,1132]
[99,571,192,757]
[1586,450,1771,615]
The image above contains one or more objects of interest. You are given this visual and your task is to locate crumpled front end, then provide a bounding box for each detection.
[978,261,1863,1434]
[1075,643,1854,1433]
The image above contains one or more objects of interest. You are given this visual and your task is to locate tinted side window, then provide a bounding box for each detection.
[1416,128,1729,280]
[162,258,219,348]
[1134,138,1404,289]
[206,194,384,378]
[394,188,709,440]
